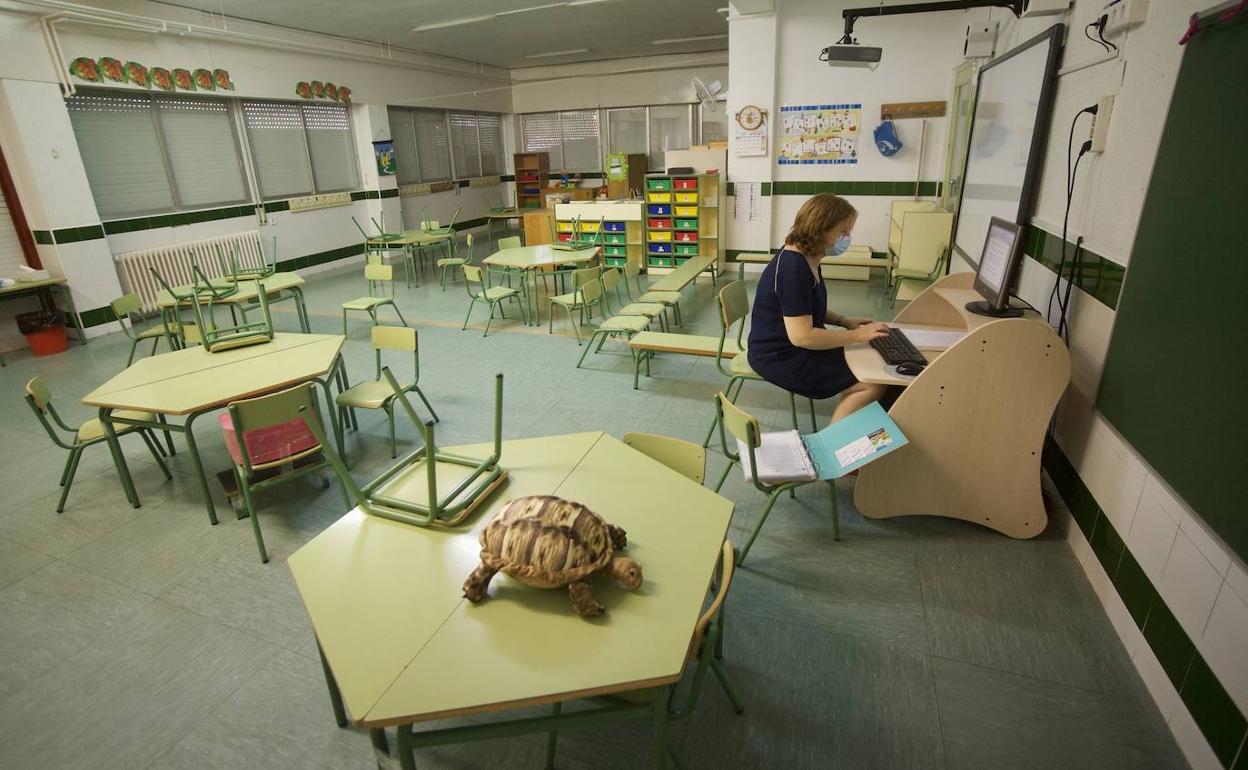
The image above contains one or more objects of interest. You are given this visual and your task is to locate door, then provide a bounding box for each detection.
[941,61,979,216]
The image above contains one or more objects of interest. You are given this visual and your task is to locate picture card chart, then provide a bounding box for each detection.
[778,104,861,165]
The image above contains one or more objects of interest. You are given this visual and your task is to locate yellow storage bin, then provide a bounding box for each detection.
[647,192,672,203]
[556,221,575,233]
[674,192,699,204]
[674,206,698,218]
[649,230,673,242]
[579,221,600,233]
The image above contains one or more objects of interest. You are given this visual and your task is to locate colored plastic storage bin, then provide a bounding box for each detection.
[649,230,673,242]
[603,221,626,232]
[557,221,574,232]
[557,232,573,242]
[605,257,627,267]
[674,192,698,204]
[603,233,627,244]
[604,245,628,257]
[674,243,699,256]
[649,242,673,254]
[647,204,671,216]
[646,192,672,203]
[673,206,697,217]
[674,219,698,230]
[645,178,672,190]
[674,231,698,242]
[648,257,674,268]
[579,221,600,233]
[673,178,698,190]
[647,218,672,229]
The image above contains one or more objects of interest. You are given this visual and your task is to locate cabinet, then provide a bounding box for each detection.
[555,201,644,271]
[643,173,724,275]
[514,152,549,210]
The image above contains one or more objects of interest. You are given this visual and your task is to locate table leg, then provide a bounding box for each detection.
[396,723,416,770]
[653,684,673,770]
[290,287,311,332]
[316,639,348,728]
[53,285,88,345]
[181,411,219,526]
[98,407,141,508]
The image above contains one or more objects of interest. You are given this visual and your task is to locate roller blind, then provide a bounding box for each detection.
[478,113,503,175]
[153,96,248,208]
[649,104,691,171]
[387,107,420,185]
[302,102,359,192]
[0,186,26,279]
[560,110,601,172]
[449,112,481,178]
[67,92,174,218]
[521,112,563,171]
[242,101,314,200]
[607,107,647,157]
[413,109,451,181]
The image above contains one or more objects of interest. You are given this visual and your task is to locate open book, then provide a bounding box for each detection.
[737,401,908,483]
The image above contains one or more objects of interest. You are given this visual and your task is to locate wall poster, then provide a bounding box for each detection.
[778,103,861,165]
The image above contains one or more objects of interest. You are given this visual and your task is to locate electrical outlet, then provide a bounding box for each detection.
[1104,0,1148,35]
[1090,95,1115,152]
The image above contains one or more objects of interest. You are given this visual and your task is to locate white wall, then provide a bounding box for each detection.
[510,52,728,113]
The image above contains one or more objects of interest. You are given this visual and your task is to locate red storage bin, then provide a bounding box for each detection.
[675,231,698,242]
[647,218,672,229]
[673,178,698,190]
[557,232,573,242]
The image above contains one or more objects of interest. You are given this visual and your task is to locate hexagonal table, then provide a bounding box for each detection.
[81,332,345,525]
[289,431,734,769]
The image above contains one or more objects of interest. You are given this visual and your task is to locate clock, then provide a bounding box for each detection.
[735,105,766,131]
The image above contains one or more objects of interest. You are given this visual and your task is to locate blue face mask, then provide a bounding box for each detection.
[829,233,852,256]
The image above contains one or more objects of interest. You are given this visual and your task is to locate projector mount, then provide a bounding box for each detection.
[837,0,1026,44]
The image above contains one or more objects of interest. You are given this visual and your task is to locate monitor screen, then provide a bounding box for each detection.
[974,217,1022,306]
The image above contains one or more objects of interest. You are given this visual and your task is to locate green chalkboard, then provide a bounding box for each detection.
[1097,14,1248,562]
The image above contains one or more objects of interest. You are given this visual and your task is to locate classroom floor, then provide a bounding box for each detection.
[0,239,1187,770]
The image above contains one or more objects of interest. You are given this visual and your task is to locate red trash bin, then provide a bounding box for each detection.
[17,310,69,357]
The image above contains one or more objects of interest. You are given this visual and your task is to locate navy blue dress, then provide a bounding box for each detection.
[747,249,858,400]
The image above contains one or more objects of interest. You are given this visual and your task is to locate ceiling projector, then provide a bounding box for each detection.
[820,44,883,65]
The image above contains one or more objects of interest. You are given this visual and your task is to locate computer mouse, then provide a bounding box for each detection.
[896,362,925,377]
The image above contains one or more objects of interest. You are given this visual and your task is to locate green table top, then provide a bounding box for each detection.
[81,332,343,415]
[485,209,521,219]
[288,431,733,728]
[0,277,67,296]
[482,244,600,270]
[648,255,716,293]
[155,272,303,309]
[368,229,453,247]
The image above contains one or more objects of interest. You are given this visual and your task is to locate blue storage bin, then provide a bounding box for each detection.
[603,221,626,232]
[647,204,671,216]
[649,242,673,254]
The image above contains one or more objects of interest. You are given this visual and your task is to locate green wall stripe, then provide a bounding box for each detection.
[33,230,54,245]
[1022,224,1124,311]
[761,180,942,197]
[1043,437,1248,767]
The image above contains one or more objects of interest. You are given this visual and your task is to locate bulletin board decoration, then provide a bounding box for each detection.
[67,56,233,93]
[373,140,397,176]
[296,81,352,103]
[778,103,862,166]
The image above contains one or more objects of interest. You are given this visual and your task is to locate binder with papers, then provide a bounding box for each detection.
[738,401,908,483]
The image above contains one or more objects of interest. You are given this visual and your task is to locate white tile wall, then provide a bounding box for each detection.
[1071,418,1148,533]
[1158,532,1225,643]
[1126,488,1180,583]
[1202,584,1248,714]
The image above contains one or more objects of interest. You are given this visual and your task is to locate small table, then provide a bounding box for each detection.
[484,209,521,250]
[0,278,86,366]
[483,244,600,324]
[647,254,716,293]
[81,333,346,525]
[367,230,454,287]
[155,272,310,335]
[288,431,732,769]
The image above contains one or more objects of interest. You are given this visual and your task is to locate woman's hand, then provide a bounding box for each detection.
[851,322,891,343]
[839,316,876,330]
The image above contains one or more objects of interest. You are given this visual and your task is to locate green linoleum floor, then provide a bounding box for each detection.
[0,248,1186,769]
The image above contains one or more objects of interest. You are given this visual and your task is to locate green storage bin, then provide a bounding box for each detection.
[645,178,672,191]
[605,257,627,267]
[604,245,628,257]
[674,244,699,256]
[648,256,674,268]
[604,233,627,245]
[674,219,698,230]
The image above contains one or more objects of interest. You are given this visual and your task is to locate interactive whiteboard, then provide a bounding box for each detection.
[953,25,1064,266]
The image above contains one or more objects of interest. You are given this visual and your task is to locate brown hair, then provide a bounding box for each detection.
[785,193,857,256]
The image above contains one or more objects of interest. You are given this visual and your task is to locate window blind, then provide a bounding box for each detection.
[413,109,451,181]
[521,112,563,171]
[387,107,420,186]
[478,113,503,175]
[649,105,691,171]
[560,110,601,172]
[302,102,359,192]
[153,96,248,208]
[449,112,481,178]
[607,107,647,157]
[67,93,174,218]
[242,101,313,200]
[700,102,728,144]
[0,185,26,279]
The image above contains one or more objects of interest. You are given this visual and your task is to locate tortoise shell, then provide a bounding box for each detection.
[478,496,612,588]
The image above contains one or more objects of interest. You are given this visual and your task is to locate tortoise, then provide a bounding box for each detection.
[462,495,643,617]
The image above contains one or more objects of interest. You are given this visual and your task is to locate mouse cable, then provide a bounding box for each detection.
[1047,107,1097,325]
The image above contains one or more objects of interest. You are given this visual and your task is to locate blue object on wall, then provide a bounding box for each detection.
[874,119,903,157]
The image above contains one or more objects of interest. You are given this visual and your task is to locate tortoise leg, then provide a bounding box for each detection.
[463,563,498,602]
[568,581,605,617]
[607,524,628,550]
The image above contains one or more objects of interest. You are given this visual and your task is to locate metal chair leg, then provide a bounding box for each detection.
[411,386,440,422]
[544,701,562,770]
[387,406,397,459]
[739,487,786,564]
[56,447,82,512]
[237,469,269,563]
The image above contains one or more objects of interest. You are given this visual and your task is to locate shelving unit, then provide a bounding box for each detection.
[644,172,723,275]
[513,152,549,210]
[555,202,644,271]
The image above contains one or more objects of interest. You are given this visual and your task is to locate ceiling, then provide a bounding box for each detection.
[153,0,730,69]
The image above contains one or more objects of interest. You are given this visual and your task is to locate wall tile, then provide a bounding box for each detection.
[1143,600,1195,689]
[1134,639,1182,722]
[1159,533,1225,642]
[1181,655,1248,767]
[1182,511,1234,578]
[1075,420,1147,533]
[1113,550,1158,627]
[1128,486,1181,583]
[1200,585,1248,716]
[1169,698,1233,770]
[1227,561,1248,606]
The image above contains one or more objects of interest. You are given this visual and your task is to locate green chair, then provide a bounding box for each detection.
[712,393,839,563]
[342,263,407,335]
[623,258,683,327]
[111,293,180,367]
[889,250,946,307]
[462,264,527,336]
[223,382,347,563]
[183,263,275,353]
[700,280,815,448]
[497,235,522,250]
[24,376,172,513]
[602,267,668,332]
[336,326,439,459]
[438,233,474,290]
[623,432,706,485]
[354,216,411,287]
[541,540,743,768]
[548,267,606,344]
[421,207,460,260]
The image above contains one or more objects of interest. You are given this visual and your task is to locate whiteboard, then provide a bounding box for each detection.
[953,25,1064,265]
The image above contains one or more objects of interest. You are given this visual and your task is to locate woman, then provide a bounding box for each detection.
[747,193,890,423]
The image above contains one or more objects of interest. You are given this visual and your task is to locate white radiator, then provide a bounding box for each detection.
[115,231,269,313]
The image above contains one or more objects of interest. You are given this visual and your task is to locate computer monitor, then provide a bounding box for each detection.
[967,216,1025,318]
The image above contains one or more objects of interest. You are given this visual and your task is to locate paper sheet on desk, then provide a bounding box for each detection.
[894,326,967,350]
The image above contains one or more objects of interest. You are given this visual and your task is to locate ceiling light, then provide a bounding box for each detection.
[412,14,492,32]
[523,48,592,59]
[649,33,728,45]
[496,2,566,18]
[567,0,623,6]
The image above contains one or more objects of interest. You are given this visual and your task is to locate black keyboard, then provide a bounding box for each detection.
[869,327,928,366]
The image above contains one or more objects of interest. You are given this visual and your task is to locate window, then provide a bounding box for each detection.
[477,113,503,176]
[242,100,358,199]
[388,107,499,182]
[449,112,481,178]
[521,112,563,171]
[607,107,647,156]
[412,109,451,181]
[387,107,419,185]
[68,91,248,219]
[648,104,691,170]
[560,110,601,172]
[699,101,728,144]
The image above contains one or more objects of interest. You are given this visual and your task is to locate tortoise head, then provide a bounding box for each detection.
[607,557,643,589]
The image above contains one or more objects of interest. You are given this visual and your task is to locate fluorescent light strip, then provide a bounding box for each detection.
[523,48,592,59]
[414,0,624,31]
[496,2,566,18]
[650,33,728,45]
[412,14,492,32]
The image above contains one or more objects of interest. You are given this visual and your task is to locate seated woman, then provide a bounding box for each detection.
[747,193,890,423]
